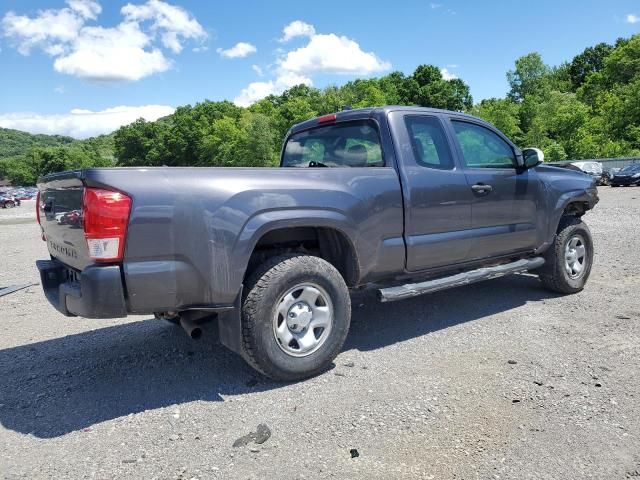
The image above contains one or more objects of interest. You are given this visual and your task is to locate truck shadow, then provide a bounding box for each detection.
[0,274,557,438]
[345,273,554,351]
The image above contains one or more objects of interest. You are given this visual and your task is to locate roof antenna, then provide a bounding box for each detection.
[342,105,352,111]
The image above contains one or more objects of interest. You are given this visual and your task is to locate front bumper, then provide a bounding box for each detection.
[36,259,127,318]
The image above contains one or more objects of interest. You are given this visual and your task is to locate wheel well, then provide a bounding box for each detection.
[556,202,588,233]
[563,202,588,218]
[246,227,359,286]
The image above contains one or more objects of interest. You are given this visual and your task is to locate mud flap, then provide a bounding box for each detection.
[217,287,248,359]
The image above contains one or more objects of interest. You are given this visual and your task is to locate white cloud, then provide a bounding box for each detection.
[234,73,311,107]
[440,67,457,80]
[1,7,84,55]
[121,0,206,53]
[53,22,171,81]
[280,20,316,42]
[0,105,175,138]
[280,33,390,76]
[430,3,442,9]
[216,42,257,59]
[54,85,65,94]
[1,0,206,81]
[234,21,390,106]
[626,13,639,24]
[252,64,264,76]
[67,0,101,20]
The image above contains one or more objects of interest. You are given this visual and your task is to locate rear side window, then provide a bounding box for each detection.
[452,121,516,169]
[404,116,454,170]
[282,120,384,167]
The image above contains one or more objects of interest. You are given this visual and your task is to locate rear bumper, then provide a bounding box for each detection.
[36,259,127,318]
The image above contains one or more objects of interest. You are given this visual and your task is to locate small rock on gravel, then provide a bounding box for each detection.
[233,423,271,448]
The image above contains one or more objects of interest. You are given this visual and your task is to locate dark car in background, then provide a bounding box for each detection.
[600,167,620,186]
[610,164,640,186]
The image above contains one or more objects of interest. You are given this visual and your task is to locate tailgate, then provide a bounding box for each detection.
[37,171,91,271]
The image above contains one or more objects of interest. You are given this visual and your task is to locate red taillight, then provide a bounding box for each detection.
[36,191,41,225]
[317,114,337,124]
[36,191,46,241]
[83,188,131,262]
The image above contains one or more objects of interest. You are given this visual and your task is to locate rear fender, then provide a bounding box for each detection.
[219,210,358,357]
[233,208,359,280]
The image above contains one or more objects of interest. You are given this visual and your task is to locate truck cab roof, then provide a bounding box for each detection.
[288,106,483,136]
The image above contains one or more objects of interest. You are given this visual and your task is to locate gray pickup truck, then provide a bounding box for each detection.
[36,106,599,380]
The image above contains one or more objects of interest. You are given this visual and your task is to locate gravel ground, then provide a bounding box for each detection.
[0,188,639,480]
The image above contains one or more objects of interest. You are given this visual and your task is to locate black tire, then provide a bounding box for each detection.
[242,254,351,381]
[4,201,15,209]
[538,216,593,294]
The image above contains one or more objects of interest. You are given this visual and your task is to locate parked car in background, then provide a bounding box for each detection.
[571,161,604,185]
[600,167,620,186]
[0,186,38,201]
[0,194,19,208]
[610,164,640,186]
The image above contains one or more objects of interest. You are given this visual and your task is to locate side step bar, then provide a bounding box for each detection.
[378,257,545,303]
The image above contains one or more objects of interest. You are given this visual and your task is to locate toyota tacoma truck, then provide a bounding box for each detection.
[36,106,599,381]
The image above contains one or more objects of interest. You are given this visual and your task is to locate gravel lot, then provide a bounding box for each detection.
[1,189,639,479]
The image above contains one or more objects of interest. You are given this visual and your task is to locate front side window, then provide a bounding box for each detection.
[282,121,384,168]
[452,121,516,169]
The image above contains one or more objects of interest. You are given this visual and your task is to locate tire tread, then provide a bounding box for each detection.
[539,216,592,294]
[241,254,349,380]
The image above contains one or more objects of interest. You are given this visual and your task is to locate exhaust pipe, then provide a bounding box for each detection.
[179,314,203,340]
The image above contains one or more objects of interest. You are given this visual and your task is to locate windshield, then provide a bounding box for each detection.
[282,120,384,168]
[620,164,640,173]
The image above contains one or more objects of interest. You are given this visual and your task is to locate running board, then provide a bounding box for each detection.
[378,257,545,303]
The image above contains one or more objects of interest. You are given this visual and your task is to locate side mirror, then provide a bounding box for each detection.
[522,147,544,169]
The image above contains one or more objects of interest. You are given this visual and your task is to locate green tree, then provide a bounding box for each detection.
[507,53,549,101]
[569,42,614,90]
[471,98,522,142]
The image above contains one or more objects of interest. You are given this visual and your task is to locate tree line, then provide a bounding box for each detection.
[2,34,639,184]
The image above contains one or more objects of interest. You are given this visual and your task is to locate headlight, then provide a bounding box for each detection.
[632,173,640,178]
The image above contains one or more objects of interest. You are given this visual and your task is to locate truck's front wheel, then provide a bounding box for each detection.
[242,254,351,381]
[538,216,594,294]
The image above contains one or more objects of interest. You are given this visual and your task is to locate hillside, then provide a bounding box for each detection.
[0,129,116,185]
[0,127,76,160]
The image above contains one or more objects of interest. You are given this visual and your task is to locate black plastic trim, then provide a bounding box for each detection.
[36,259,127,318]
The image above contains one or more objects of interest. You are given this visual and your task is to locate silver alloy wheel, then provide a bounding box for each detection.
[564,234,587,279]
[273,282,333,357]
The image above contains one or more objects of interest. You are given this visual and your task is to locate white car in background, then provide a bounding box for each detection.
[571,161,604,185]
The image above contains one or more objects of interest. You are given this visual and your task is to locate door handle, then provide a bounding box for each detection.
[471,183,493,193]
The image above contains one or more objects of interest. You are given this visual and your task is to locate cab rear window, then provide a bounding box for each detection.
[282,120,384,168]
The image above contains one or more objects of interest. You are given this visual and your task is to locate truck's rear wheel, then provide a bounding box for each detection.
[242,254,351,381]
[538,216,593,294]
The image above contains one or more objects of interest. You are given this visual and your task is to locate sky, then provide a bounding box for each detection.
[0,0,638,138]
